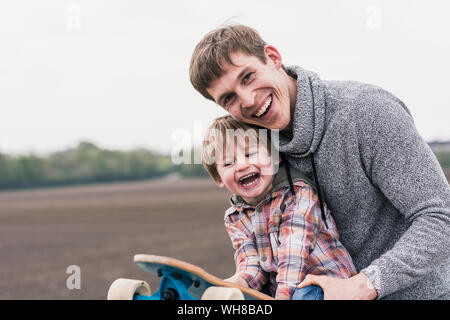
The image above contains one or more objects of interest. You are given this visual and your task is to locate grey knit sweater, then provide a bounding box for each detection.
[277,66,450,299]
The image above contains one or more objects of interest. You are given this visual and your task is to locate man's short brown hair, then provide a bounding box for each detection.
[189,24,268,101]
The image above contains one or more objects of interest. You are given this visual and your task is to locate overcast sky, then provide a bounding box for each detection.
[1,0,449,155]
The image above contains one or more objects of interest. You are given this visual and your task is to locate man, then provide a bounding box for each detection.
[189,24,450,299]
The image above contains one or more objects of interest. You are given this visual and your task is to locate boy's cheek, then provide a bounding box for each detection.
[259,165,275,176]
[260,161,279,176]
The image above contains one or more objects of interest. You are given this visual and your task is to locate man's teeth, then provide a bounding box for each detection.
[255,96,272,117]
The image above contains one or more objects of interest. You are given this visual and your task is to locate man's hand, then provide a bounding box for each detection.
[297,272,378,300]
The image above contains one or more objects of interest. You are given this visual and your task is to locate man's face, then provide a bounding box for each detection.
[206,47,295,132]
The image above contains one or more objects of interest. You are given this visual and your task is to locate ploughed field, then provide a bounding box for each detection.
[0,177,234,299]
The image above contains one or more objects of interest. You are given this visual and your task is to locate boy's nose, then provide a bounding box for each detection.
[235,158,250,172]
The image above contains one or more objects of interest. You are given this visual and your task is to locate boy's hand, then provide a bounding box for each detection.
[297,273,378,300]
[224,274,249,288]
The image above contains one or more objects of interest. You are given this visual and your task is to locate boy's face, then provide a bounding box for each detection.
[206,46,295,132]
[216,140,278,205]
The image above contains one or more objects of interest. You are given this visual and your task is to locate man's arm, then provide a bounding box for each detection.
[299,89,450,299]
[355,91,450,298]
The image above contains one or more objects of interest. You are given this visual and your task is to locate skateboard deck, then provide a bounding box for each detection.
[108,254,274,300]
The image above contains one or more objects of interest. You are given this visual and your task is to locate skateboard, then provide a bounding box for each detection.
[107,254,274,300]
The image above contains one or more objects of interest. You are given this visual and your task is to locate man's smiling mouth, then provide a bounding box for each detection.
[253,95,272,118]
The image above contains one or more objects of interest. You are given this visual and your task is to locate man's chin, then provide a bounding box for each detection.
[242,117,273,129]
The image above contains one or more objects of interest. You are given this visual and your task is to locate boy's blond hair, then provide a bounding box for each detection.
[190,24,268,101]
[202,115,273,184]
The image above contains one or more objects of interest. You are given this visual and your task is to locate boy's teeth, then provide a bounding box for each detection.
[255,96,272,117]
[242,176,259,186]
[240,173,259,186]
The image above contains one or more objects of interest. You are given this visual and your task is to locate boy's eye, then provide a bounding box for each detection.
[224,160,234,167]
[246,152,256,158]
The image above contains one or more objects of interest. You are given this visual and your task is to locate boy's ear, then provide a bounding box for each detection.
[264,45,283,70]
[216,177,225,188]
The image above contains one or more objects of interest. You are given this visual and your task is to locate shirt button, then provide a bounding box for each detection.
[260,255,267,262]
[257,229,265,236]
[256,207,262,212]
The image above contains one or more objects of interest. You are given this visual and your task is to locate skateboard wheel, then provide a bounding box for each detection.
[107,278,151,300]
[201,286,244,300]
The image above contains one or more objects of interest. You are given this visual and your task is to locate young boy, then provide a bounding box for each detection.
[202,115,356,300]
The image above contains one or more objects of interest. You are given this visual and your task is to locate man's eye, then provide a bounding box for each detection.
[243,72,254,83]
[223,94,234,106]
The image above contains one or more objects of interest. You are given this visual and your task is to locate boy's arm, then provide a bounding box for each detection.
[275,185,322,300]
[224,216,269,291]
[223,273,249,288]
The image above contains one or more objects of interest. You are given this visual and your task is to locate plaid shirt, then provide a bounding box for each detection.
[224,170,357,300]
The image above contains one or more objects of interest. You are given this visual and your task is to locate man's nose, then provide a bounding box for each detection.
[237,87,255,110]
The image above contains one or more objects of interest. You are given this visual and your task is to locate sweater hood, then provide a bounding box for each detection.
[277,66,327,157]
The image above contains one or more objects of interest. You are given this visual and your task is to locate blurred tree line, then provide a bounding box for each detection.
[0,141,449,191]
[429,141,450,182]
[434,151,450,182]
[0,141,207,190]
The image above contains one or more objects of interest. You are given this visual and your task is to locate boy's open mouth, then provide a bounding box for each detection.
[239,173,260,187]
[253,95,272,118]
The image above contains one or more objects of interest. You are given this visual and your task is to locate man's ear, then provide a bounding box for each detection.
[264,45,283,70]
